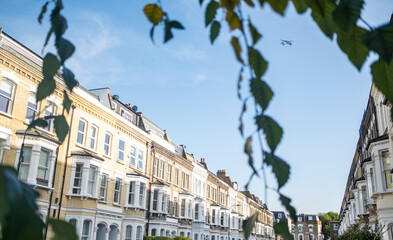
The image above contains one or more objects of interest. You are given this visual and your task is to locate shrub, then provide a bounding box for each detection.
[337,224,382,240]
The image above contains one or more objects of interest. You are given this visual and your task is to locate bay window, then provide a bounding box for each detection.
[139,182,146,207]
[16,137,57,188]
[382,151,392,189]
[87,165,98,195]
[72,163,83,194]
[114,178,122,204]
[81,220,92,240]
[99,173,108,200]
[128,181,135,205]
[125,226,132,240]
[152,189,159,211]
[136,226,143,240]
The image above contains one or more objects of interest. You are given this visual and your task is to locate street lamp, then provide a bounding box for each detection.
[228,204,241,240]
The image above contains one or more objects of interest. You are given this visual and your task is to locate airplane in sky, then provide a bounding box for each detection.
[280,39,294,46]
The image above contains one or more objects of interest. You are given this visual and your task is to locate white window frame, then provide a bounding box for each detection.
[89,125,98,150]
[44,101,57,132]
[159,160,164,179]
[167,164,172,183]
[77,119,87,145]
[15,136,57,188]
[118,139,125,162]
[114,177,122,204]
[25,91,39,123]
[0,77,15,115]
[99,173,108,200]
[104,132,112,156]
[137,149,143,170]
[87,165,98,196]
[130,146,136,167]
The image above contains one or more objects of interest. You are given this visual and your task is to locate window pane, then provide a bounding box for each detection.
[90,126,97,149]
[130,146,136,166]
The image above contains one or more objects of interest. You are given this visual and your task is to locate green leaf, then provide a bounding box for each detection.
[205,1,219,26]
[291,0,308,14]
[231,37,243,63]
[239,98,247,136]
[237,67,244,99]
[62,67,78,91]
[309,0,336,39]
[54,115,69,143]
[49,219,78,240]
[43,53,60,79]
[62,90,72,113]
[255,115,283,153]
[28,118,48,129]
[36,77,56,102]
[164,20,174,43]
[274,221,293,240]
[170,20,185,30]
[244,0,255,7]
[143,4,163,25]
[199,0,204,6]
[50,12,67,39]
[244,136,258,175]
[371,59,393,103]
[332,0,364,33]
[242,214,257,240]
[226,11,241,31]
[220,0,240,11]
[38,1,49,24]
[266,0,289,15]
[248,47,268,79]
[248,21,261,45]
[337,26,369,70]
[279,193,297,223]
[55,38,75,64]
[150,25,156,44]
[210,21,221,44]
[362,22,393,63]
[0,166,44,240]
[250,78,273,111]
[264,152,290,189]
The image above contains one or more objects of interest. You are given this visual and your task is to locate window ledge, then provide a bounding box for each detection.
[30,183,54,191]
[98,199,109,204]
[124,205,146,211]
[117,160,125,165]
[38,127,56,136]
[0,111,15,119]
[113,203,122,207]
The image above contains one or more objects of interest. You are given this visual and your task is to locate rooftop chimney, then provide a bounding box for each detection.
[217,170,226,178]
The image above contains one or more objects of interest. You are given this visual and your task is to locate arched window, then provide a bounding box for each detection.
[26,92,39,123]
[81,220,92,240]
[151,228,157,236]
[69,218,77,228]
[136,226,143,240]
[43,101,57,132]
[125,225,132,240]
[160,229,165,236]
[0,78,15,114]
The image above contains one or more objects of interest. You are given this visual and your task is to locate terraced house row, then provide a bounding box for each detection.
[0,29,274,240]
[338,83,393,240]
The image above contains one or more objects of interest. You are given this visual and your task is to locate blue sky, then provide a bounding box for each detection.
[1,0,392,214]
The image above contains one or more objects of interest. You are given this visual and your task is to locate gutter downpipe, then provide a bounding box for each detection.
[57,104,76,219]
[145,143,155,236]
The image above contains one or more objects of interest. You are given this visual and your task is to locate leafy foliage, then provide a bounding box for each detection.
[336,224,382,240]
[274,221,293,240]
[318,212,339,240]
[0,166,44,240]
[242,214,258,240]
[49,219,78,240]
